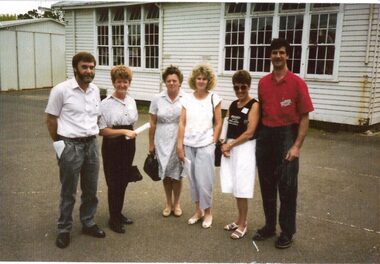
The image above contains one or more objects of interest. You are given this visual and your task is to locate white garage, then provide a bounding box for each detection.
[0,18,65,91]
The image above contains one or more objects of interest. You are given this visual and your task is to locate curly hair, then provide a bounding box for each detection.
[188,63,216,91]
[232,70,251,86]
[110,65,132,83]
[162,65,184,84]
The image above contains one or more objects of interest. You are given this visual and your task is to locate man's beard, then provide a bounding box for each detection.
[76,71,95,83]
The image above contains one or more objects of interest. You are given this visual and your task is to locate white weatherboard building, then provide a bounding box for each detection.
[0,18,66,91]
[52,2,380,127]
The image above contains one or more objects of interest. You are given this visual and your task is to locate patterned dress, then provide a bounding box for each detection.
[149,90,184,180]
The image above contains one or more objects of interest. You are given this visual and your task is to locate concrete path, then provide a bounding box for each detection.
[0,89,379,263]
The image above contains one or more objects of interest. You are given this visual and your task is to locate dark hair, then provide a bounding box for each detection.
[162,65,183,84]
[110,65,132,83]
[270,38,290,55]
[72,52,96,69]
[232,70,251,86]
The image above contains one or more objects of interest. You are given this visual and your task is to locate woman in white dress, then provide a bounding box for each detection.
[177,63,222,229]
[149,66,185,217]
[220,70,260,239]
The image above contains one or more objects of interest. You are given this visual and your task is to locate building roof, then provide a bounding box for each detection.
[51,1,145,10]
[0,18,64,29]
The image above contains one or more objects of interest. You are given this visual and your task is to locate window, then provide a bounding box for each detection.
[96,9,109,66]
[278,15,304,73]
[112,8,124,65]
[222,3,341,79]
[308,13,337,75]
[224,3,246,71]
[144,4,159,69]
[95,4,160,69]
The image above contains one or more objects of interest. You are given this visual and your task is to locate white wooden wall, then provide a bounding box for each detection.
[0,21,65,91]
[62,3,380,126]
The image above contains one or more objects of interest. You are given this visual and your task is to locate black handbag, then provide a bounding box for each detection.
[214,141,222,167]
[129,165,143,182]
[211,94,222,167]
[143,153,161,181]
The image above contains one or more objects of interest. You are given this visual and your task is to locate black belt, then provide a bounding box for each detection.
[58,135,96,143]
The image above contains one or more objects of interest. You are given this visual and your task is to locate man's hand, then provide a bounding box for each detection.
[285,145,300,161]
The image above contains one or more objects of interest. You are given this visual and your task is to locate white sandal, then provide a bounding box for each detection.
[230,226,247,240]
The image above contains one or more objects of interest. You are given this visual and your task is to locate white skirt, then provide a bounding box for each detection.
[220,139,256,198]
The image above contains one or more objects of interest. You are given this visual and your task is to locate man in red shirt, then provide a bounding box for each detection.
[252,38,314,249]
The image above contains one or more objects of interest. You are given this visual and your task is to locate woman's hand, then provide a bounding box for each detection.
[221,143,231,157]
[124,129,137,139]
[177,145,185,162]
[149,145,155,154]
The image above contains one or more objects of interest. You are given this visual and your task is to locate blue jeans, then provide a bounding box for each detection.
[57,138,100,233]
[256,125,299,237]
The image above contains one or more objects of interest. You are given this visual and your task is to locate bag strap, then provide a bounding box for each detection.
[211,93,215,125]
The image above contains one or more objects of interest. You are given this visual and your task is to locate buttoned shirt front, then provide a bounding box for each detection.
[45,78,100,137]
[98,94,138,129]
[258,71,314,127]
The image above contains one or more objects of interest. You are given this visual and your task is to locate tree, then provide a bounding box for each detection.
[17,8,64,22]
[0,14,17,21]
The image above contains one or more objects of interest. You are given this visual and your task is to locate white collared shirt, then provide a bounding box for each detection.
[149,90,184,124]
[180,92,222,147]
[45,78,100,137]
[98,94,138,129]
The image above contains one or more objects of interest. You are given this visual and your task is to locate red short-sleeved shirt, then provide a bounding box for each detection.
[258,71,314,127]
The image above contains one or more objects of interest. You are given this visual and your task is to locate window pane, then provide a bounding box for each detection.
[128,6,141,20]
[250,16,272,73]
[252,3,274,12]
[113,47,124,65]
[145,3,159,19]
[98,47,109,66]
[113,8,124,21]
[97,8,108,23]
[129,47,141,67]
[281,3,305,11]
[226,3,247,15]
[307,13,337,75]
[307,60,316,74]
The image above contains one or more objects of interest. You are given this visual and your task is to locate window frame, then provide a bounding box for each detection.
[94,4,161,71]
[219,3,343,81]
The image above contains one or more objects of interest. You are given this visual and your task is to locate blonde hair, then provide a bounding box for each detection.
[188,63,216,91]
[110,65,132,83]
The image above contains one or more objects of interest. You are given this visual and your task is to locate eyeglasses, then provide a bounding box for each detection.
[233,84,249,91]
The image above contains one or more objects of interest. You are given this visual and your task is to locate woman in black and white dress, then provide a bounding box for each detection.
[220,70,260,239]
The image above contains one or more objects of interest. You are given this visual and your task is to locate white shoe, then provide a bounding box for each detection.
[188,213,203,225]
[202,215,213,229]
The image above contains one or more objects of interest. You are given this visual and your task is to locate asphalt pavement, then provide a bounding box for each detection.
[0,89,379,263]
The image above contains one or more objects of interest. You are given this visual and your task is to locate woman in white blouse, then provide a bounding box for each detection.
[98,65,137,234]
[177,63,222,229]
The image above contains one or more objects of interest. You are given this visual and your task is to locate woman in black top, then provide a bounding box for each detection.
[220,70,260,239]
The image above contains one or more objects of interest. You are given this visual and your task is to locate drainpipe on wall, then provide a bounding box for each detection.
[367,5,380,125]
[365,4,374,65]
[158,3,163,93]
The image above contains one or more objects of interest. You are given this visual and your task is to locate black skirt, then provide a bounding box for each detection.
[101,125,136,188]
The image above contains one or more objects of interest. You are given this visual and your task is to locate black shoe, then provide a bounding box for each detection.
[56,232,70,249]
[82,224,106,238]
[252,226,276,241]
[121,214,134,225]
[275,233,293,249]
[108,220,125,233]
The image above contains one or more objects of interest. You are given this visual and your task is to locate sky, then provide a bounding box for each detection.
[0,0,378,15]
[0,1,59,15]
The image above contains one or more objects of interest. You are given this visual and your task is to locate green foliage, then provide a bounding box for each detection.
[17,9,64,22]
[0,14,17,21]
